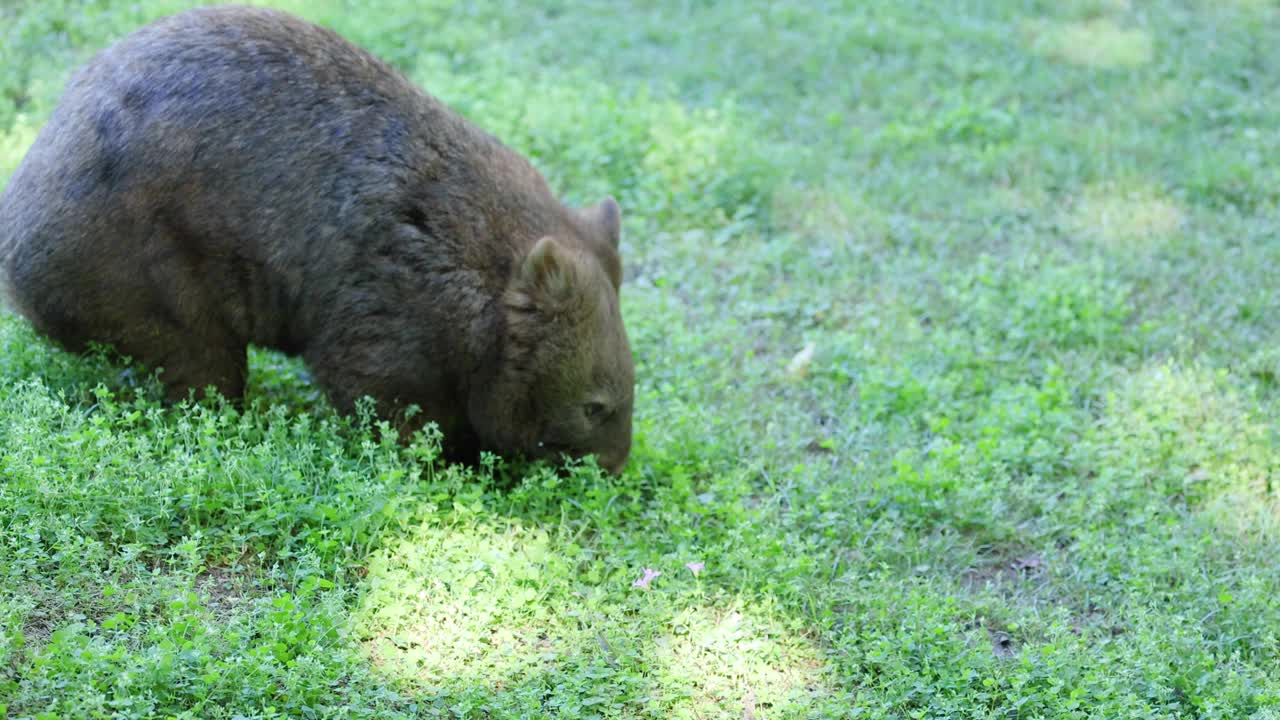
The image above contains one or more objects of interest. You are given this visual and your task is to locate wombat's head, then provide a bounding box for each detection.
[470,197,634,475]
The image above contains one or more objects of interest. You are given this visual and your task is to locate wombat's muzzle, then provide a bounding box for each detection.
[600,452,628,476]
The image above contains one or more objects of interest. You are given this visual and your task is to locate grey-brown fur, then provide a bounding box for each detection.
[0,5,634,474]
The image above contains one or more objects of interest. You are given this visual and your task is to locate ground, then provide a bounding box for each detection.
[2,0,1279,718]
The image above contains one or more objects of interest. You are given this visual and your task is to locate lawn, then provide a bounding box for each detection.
[2,0,1280,718]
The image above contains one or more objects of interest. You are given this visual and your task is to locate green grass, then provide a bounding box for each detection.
[3,0,1280,717]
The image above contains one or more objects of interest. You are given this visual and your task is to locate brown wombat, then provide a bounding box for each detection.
[0,5,634,474]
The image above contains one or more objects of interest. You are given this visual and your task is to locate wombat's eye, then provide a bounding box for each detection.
[584,401,609,421]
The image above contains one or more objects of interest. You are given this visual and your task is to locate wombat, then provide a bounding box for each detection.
[0,5,634,474]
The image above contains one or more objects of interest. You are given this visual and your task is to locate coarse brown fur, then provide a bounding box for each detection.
[0,5,634,474]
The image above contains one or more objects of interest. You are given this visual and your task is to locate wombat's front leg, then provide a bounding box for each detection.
[109,316,248,403]
[105,291,249,404]
[304,339,481,463]
[153,345,248,404]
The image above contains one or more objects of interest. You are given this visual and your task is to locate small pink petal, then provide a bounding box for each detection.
[685,561,705,577]
[632,567,662,590]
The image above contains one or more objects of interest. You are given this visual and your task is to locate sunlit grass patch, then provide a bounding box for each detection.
[1066,181,1185,249]
[770,185,861,238]
[352,515,840,715]
[992,179,1052,218]
[650,603,834,717]
[353,520,584,691]
[769,185,893,263]
[1202,486,1280,549]
[1023,17,1154,68]
[1134,78,1187,118]
[1084,361,1276,511]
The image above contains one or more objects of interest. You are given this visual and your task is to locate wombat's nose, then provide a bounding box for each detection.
[600,449,629,476]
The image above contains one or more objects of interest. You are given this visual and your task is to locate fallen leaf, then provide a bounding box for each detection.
[786,342,816,380]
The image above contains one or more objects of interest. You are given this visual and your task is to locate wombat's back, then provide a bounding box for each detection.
[0,4,543,351]
[4,5,448,258]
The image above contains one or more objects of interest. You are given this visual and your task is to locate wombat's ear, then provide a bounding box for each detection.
[520,236,578,303]
[579,197,621,249]
[597,197,621,249]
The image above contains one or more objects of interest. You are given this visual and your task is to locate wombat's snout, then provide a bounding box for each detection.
[599,447,629,476]
[534,438,629,476]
